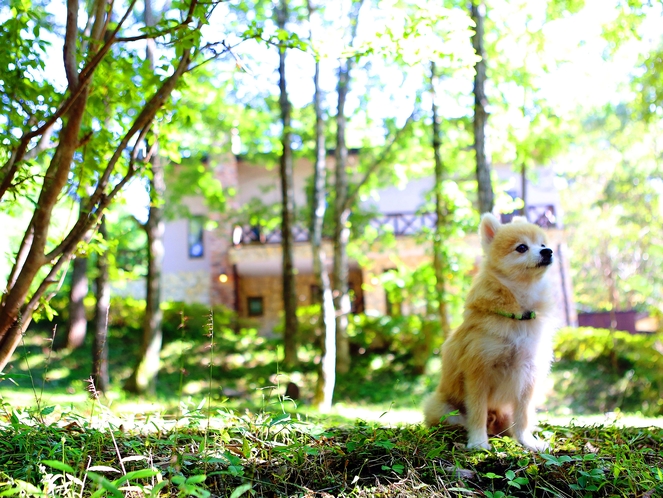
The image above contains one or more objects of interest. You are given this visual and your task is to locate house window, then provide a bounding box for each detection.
[247,296,264,317]
[188,216,205,258]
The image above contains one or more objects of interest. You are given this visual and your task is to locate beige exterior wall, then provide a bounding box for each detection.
[236,157,315,208]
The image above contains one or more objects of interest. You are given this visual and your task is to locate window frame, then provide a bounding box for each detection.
[187,216,205,259]
[247,296,264,317]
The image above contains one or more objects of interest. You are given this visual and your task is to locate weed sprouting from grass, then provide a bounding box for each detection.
[17,313,46,420]
[38,325,58,410]
[176,310,188,424]
[203,309,215,460]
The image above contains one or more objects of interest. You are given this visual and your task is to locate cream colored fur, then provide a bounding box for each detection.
[424,213,556,451]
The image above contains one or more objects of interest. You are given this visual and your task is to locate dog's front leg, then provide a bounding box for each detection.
[513,385,548,452]
[464,380,490,450]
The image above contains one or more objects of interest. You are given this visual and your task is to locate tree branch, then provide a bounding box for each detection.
[0,0,137,202]
[44,48,193,264]
[79,0,138,82]
[185,41,238,72]
[64,0,80,89]
[24,124,56,161]
[2,223,34,308]
[344,105,417,211]
[0,142,31,200]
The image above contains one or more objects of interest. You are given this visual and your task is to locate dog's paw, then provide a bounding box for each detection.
[466,439,491,451]
[518,433,549,452]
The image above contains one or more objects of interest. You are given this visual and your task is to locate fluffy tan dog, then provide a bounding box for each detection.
[424,213,555,451]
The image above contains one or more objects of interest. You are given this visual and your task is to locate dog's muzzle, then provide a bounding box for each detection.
[538,248,553,267]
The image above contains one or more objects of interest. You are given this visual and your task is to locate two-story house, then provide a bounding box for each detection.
[156,152,576,333]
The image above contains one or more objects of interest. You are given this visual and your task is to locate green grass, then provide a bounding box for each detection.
[2,320,663,496]
[1,397,663,497]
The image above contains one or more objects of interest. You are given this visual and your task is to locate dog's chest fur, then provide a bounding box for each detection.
[496,276,549,314]
[485,318,552,403]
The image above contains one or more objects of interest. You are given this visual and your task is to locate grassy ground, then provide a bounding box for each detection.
[1,399,663,497]
[2,324,663,496]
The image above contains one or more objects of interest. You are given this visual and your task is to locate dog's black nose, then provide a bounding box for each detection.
[540,248,553,258]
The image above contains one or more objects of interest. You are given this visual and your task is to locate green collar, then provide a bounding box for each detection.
[494,310,536,320]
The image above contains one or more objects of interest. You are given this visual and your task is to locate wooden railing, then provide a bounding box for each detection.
[500,204,558,229]
[368,212,438,236]
[232,224,310,245]
[232,205,558,246]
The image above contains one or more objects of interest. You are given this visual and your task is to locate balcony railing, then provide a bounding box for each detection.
[500,204,558,229]
[369,212,438,236]
[232,205,558,246]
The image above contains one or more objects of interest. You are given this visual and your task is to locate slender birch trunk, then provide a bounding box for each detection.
[471,0,494,214]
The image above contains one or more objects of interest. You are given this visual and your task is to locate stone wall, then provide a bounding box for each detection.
[112,271,211,305]
[162,270,211,305]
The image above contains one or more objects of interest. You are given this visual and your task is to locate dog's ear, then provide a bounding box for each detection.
[479,213,501,248]
[510,216,528,224]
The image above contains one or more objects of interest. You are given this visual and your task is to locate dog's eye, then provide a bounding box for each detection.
[515,244,528,253]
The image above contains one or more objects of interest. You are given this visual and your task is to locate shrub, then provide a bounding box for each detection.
[551,327,663,416]
[348,313,442,374]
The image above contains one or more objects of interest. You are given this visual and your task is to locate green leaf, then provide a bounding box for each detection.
[150,480,169,494]
[269,413,291,426]
[40,406,56,416]
[186,475,207,485]
[41,460,75,474]
[229,483,252,498]
[374,439,395,450]
[539,453,563,466]
[88,473,124,498]
[0,479,44,496]
[113,468,160,487]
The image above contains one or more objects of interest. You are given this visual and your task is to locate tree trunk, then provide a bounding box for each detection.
[471,0,494,215]
[124,0,165,394]
[64,254,89,350]
[277,0,299,368]
[307,1,336,410]
[92,217,110,393]
[430,61,450,341]
[332,0,364,375]
[0,60,92,370]
[333,59,352,375]
[123,161,165,393]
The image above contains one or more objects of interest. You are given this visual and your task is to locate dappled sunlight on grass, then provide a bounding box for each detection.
[5,323,663,437]
[332,403,425,426]
[540,412,663,428]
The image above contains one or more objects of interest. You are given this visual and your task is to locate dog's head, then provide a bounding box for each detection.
[479,213,553,281]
